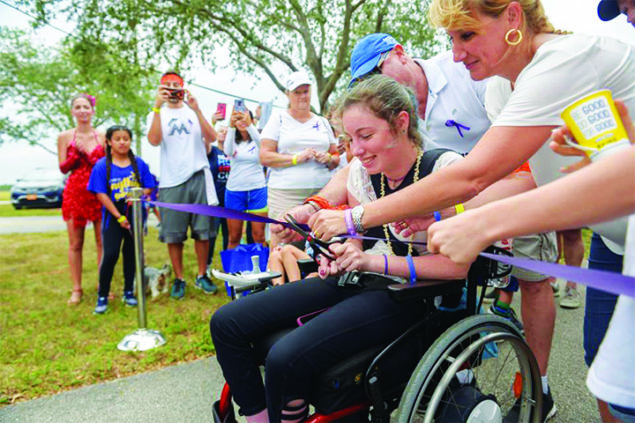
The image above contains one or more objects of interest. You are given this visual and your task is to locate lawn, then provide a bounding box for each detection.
[0,227,229,406]
[0,191,62,217]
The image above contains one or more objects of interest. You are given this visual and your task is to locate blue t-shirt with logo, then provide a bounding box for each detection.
[207,146,230,206]
[88,156,156,228]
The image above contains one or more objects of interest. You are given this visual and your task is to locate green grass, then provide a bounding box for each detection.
[0,228,229,406]
[0,191,62,217]
[0,191,8,201]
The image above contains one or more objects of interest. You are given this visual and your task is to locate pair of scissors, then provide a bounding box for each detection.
[284,214,343,261]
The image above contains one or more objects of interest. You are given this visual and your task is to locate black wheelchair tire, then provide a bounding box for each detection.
[395,314,541,423]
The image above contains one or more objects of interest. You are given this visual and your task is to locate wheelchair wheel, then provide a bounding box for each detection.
[395,314,541,423]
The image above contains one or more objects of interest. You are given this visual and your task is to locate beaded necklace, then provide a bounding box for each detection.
[380,148,422,255]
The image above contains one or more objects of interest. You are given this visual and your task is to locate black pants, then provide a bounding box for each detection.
[98,219,135,298]
[210,276,425,421]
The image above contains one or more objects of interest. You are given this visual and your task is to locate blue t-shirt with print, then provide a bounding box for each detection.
[88,156,156,228]
[207,146,230,206]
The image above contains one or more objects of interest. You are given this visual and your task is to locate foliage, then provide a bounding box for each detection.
[0,225,228,405]
[0,26,157,153]
[28,0,442,112]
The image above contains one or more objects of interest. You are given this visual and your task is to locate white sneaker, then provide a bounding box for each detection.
[560,286,581,309]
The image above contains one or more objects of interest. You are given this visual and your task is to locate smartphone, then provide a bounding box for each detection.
[168,88,185,101]
[234,98,247,113]
[216,103,227,120]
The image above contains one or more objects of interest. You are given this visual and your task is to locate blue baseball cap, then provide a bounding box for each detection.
[597,0,620,21]
[349,33,398,86]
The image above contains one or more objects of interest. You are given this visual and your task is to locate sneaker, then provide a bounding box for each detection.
[93,297,108,315]
[506,387,557,422]
[559,286,581,309]
[122,291,138,307]
[489,304,524,335]
[550,280,560,298]
[195,274,218,295]
[171,278,186,300]
[483,287,499,304]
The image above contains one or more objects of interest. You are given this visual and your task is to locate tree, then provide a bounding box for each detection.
[30,0,442,112]
[0,26,157,154]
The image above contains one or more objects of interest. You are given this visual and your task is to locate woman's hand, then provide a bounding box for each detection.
[331,242,368,273]
[391,214,435,237]
[211,111,224,126]
[296,148,316,164]
[270,203,316,244]
[229,111,240,128]
[314,151,332,166]
[316,251,344,279]
[240,111,253,126]
[308,209,347,241]
[118,217,131,230]
[427,210,490,267]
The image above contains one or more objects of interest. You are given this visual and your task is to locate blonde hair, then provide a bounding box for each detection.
[429,0,557,35]
[336,75,422,148]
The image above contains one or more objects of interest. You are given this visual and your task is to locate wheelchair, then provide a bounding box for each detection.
[212,246,542,422]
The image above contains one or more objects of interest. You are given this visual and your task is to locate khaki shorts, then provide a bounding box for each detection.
[158,170,211,243]
[267,187,321,222]
[512,231,558,282]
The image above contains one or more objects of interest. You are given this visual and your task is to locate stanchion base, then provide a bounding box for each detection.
[118,329,166,352]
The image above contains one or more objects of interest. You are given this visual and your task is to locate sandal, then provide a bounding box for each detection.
[67,289,83,306]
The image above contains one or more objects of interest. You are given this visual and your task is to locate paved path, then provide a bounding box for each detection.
[0,283,600,423]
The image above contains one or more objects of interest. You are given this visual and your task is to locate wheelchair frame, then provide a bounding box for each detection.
[212,247,542,423]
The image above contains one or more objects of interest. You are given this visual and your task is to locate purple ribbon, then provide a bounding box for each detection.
[480,252,635,298]
[445,120,471,138]
[150,201,309,231]
[149,200,634,298]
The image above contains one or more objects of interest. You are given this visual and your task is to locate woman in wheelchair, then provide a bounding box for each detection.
[210,75,472,422]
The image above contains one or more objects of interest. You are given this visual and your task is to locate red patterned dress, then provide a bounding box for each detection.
[60,132,105,227]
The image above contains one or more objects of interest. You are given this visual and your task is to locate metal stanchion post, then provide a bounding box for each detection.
[118,187,166,352]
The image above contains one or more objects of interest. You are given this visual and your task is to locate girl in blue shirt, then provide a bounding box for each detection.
[88,125,156,314]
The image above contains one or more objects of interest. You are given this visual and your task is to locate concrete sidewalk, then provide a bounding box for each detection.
[0,358,225,423]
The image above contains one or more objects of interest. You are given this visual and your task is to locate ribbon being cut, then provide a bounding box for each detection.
[150,200,635,298]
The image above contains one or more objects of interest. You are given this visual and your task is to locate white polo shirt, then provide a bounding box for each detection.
[415,52,491,154]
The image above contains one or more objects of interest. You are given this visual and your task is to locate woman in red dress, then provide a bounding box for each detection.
[57,94,105,305]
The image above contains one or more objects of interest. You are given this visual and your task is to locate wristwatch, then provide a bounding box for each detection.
[351,205,365,234]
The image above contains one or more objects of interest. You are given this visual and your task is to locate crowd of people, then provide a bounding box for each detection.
[56,0,633,421]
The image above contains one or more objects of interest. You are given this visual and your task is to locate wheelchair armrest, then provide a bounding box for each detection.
[387,279,465,302]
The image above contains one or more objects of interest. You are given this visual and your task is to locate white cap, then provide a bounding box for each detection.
[285,71,312,91]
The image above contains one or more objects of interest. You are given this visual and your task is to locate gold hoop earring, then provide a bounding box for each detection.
[505,28,523,46]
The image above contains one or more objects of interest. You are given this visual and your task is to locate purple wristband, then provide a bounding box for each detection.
[383,254,389,275]
[345,209,356,236]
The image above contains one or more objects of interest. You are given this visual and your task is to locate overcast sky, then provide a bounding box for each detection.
[0,0,633,185]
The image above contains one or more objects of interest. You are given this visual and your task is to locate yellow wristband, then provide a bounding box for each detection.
[455,203,465,214]
[117,215,128,224]
[152,107,161,114]
[292,154,298,166]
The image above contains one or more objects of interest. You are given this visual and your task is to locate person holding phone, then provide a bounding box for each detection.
[223,108,268,249]
[259,71,340,248]
[147,71,220,299]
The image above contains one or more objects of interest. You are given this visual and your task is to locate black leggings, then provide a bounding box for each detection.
[210,276,425,421]
[98,219,135,298]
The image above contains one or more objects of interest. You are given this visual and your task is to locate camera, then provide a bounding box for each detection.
[167,88,185,101]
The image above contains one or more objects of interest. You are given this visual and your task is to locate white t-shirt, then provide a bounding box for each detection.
[148,106,211,189]
[224,125,266,191]
[415,53,490,154]
[261,110,336,189]
[347,151,463,258]
[490,34,634,251]
[586,214,635,409]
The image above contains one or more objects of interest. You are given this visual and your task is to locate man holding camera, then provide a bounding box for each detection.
[147,71,219,299]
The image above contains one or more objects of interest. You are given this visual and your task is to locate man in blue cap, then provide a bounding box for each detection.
[597,0,634,26]
[349,33,491,155]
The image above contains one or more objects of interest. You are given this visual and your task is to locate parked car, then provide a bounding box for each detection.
[10,168,65,209]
